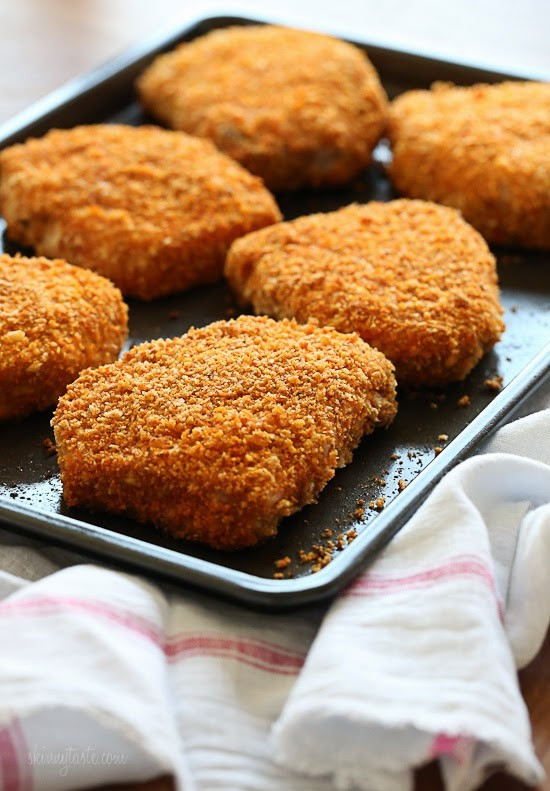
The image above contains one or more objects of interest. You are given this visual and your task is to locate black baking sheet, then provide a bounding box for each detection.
[0,14,548,608]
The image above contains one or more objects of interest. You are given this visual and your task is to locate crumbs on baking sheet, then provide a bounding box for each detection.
[483,375,503,392]
[296,516,369,574]
[300,544,333,574]
[281,452,417,578]
[457,394,471,407]
[42,438,57,456]
[272,555,292,578]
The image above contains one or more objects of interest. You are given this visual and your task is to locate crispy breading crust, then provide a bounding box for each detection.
[137,25,388,190]
[0,124,281,299]
[52,316,397,550]
[0,254,127,420]
[388,81,550,249]
[225,200,504,386]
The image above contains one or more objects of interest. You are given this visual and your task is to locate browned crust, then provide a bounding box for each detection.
[225,200,504,386]
[52,315,397,550]
[137,25,388,190]
[388,81,550,249]
[0,254,128,420]
[0,124,281,299]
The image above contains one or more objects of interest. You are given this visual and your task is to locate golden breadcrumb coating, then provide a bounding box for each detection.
[0,254,127,420]
[137,25,388,190]
[388,81,550,249]
[0,124,281,299]
[52,316,397,550]
[225,200,504,386]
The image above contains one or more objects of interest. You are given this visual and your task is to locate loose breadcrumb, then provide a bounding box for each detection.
[389,81,550,248]
[42,438,57,456]
[226,199,504,386]
[437,433,449,441]
[398,479,407,491]
[457,395,471,408]
[483,376,504,392]
[302,541,334,574]
[52,315,396,550]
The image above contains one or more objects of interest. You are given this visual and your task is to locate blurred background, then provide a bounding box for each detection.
[0,0,548,124]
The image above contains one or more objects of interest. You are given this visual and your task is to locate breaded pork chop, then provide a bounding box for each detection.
[52,316,397,550]
[388,81,550,249]
[0,124,281,299]
[137,25,388,191]
[225,200,504,386]
[0,254,127,420]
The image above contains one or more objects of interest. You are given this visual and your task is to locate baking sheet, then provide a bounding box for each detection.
[0,14,548,607]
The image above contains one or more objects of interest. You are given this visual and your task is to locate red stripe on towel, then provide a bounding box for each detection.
[10,720,31,791]
[0,595,164,646]
[165,634,304,674]
[429,732,473,764]
[344,554,502,618]
[346,555,498,597]
[0,723,21,791]
[0,597,304,675]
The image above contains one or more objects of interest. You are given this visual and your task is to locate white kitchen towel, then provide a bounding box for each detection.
[0,565,326,791]
[273,454,549,791]
[0,408,548,791]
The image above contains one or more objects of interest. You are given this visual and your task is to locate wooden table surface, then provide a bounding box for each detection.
[0,2,548,790]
